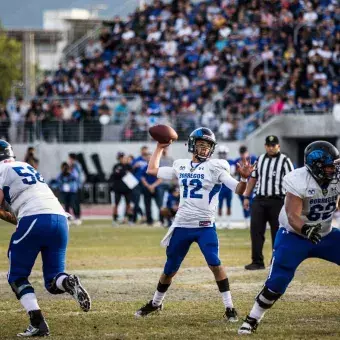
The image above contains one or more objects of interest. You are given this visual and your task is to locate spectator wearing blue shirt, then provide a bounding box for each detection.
[140,153,163,226]
[131,146,149,223]
[234,145,258,227]
[57,162,79,221]
[68,153,84,225]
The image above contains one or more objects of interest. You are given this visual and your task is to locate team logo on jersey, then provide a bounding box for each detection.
[308,189,315,195]
[322,188,328,196]
[331,187,337,193]
[180,166,186,170]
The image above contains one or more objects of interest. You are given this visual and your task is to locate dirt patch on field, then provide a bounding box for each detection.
[1,266,338,304]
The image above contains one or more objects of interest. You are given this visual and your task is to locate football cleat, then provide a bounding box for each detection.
[63,275,91,312]
[224,307,239,322]
[238,315,259,335]
[17,317,49,337]
[135,300,163,318]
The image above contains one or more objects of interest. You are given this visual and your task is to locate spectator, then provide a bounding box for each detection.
[24,147,39,169]
[140,153,163,226]
[108,152,133,226]
[68,153,84,225]
[57,162,79,222]
[113,97,129,124]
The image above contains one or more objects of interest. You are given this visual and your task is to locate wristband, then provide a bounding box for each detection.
[240,177,247,183]
[243,196,250,199]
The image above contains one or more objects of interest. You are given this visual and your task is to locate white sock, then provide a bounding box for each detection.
[20,293,40,313]
[56,274,68,291]
[152,290,166,307]
[249,301,266,321]
[221,291,233,308]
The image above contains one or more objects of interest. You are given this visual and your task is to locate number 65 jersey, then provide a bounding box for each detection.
[279,167,340,237]
[0,161,66,219]
[158,158,238,228]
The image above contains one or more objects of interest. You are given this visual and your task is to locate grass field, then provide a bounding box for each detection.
[0,220,339,339]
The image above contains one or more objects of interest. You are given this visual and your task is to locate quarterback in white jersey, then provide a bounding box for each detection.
[0,141,91,337]
[239,141,340,335]
[135,127,255,320]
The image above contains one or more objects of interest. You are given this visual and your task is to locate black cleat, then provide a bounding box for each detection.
[17,310,49,337]
[224,307,239,322]
[238,315,259,335]
[63,275,91,312]
[244,263,265,271]
[135,300,163,318]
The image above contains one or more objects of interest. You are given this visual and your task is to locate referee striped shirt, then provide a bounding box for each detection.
[251,152,294,197]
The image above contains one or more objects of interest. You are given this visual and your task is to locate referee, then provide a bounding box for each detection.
[243,135,294,270]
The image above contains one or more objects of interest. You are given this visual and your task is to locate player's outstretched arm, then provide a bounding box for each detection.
[147,142,172,176]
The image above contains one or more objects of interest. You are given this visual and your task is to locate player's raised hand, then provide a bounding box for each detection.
[301,223,322,244]
[157,141,173,149]
[236,159,257,179]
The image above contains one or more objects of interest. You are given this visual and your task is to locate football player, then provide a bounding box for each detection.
[135,127,255,321]
[0,141,91,337]
[238,141,340,335]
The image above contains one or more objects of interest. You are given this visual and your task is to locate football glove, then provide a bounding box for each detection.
[301,223,322,244]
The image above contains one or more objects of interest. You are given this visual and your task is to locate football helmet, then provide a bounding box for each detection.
[304,141,340,182]
[0,140,15,162]
[188,127,217,162]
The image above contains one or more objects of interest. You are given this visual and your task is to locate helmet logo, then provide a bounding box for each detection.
[269,136,274,141]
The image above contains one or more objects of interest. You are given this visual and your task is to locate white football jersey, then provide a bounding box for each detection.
[158,158,237,228]
[0,161,66,219]
[279,167,340,237]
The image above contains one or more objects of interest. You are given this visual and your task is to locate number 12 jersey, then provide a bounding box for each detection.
[158,158,238,228]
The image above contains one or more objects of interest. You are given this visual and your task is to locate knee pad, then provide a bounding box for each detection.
[9,278,34,300]
[255,286,282,310]
[46,272,68,295]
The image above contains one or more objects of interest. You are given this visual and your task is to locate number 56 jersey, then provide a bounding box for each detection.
[0,161,66,219]
[158,158,238,228]
[279,167,340,237]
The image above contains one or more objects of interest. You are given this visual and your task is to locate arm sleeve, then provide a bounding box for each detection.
[283,175,304,198]
[219,172,239,193]
[157,166,176,180]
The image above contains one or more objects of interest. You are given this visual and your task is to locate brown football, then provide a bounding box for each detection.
[149,124,178,144]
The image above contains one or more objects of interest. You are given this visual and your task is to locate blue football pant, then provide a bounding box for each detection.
[164,227,220,276]
[8,214,69,290]
[218,188,233,210]
[265,227,340,294]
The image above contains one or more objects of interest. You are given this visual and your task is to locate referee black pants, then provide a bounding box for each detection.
[250,197,284,265]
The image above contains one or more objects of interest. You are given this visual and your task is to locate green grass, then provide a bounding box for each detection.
[0,221,339,339]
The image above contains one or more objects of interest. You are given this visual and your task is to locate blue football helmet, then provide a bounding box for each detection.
[304,141,340,182]
[188,127,217,162]
[0,140,14,162]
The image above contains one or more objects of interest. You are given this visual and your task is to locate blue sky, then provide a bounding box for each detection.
[0,0,140,28]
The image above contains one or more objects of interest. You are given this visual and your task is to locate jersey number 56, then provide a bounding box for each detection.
[13,166,45,185]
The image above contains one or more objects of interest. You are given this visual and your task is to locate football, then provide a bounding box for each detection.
[149,124,178,144]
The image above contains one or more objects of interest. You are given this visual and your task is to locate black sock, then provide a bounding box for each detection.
[29,310,44,327]
[216,278,230,293]
[157,281,171,293]
[114,214,118,221]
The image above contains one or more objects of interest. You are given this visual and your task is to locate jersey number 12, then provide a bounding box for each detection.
[181,179,203,199]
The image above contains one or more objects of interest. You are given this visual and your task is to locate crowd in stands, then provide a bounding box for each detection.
[8,0,340,142]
